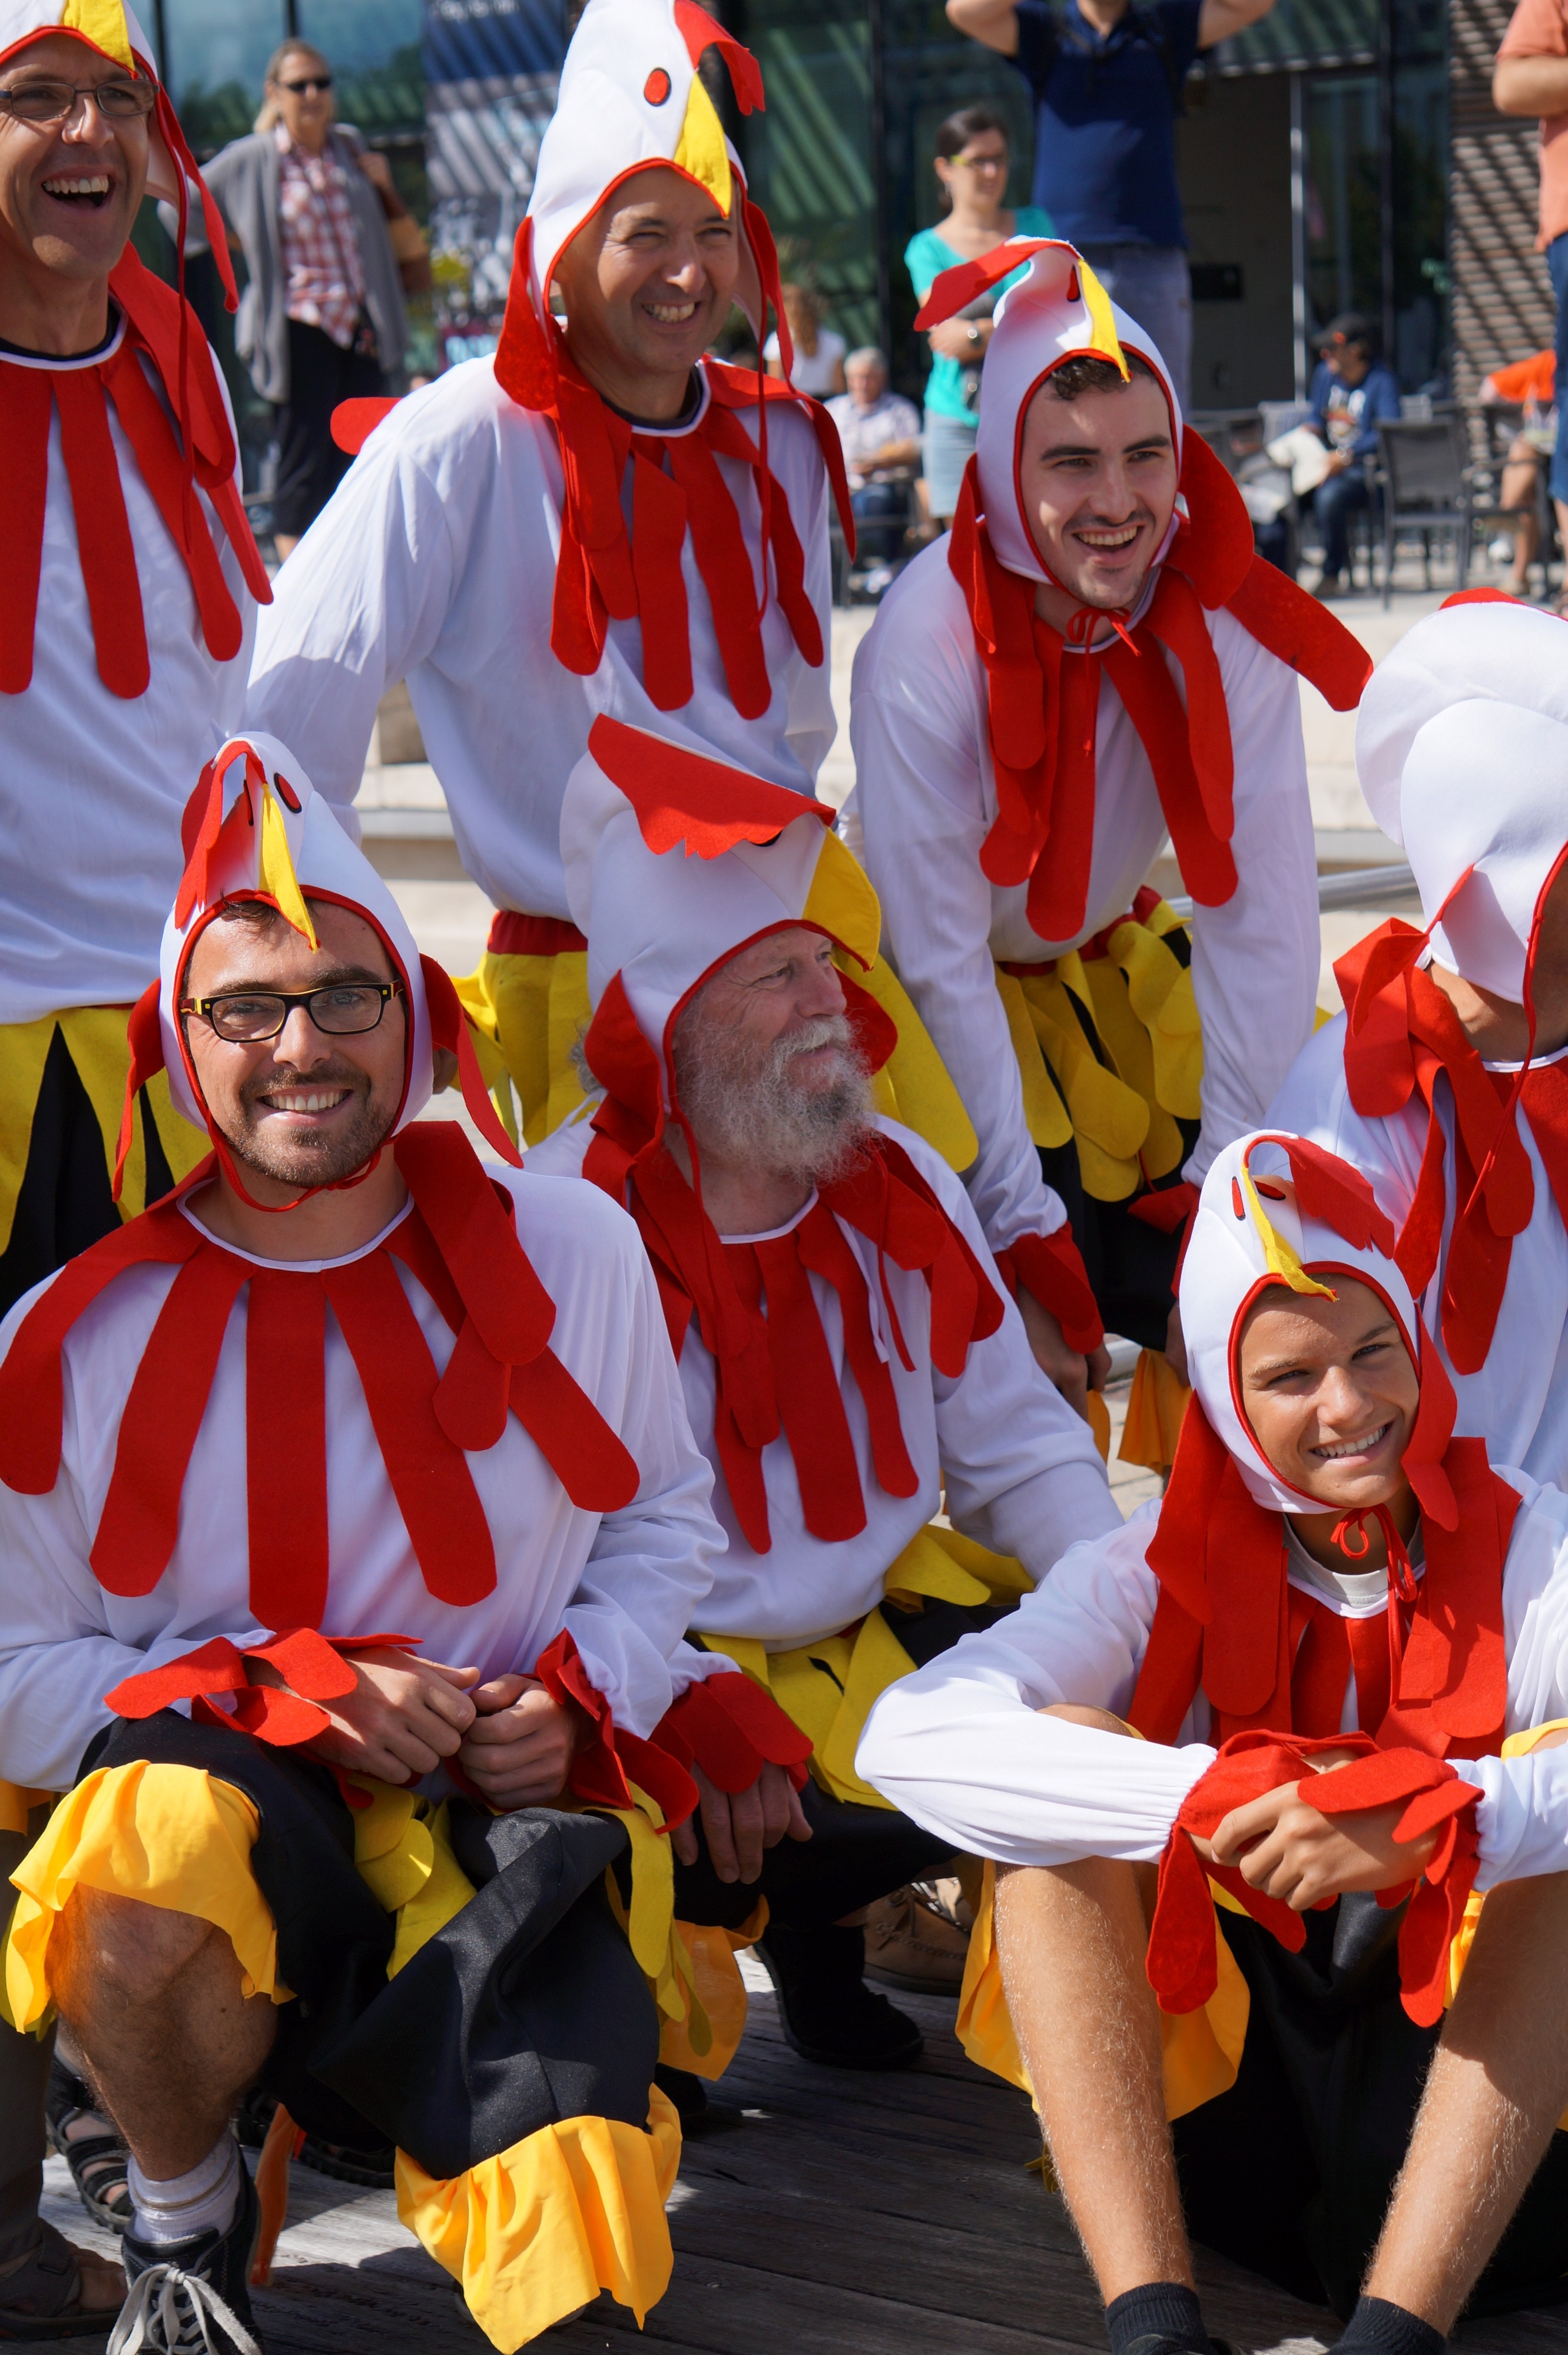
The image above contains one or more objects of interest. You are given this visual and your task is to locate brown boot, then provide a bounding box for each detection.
[861,1879,972,1995]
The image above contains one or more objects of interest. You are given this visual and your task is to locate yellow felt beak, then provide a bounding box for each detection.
[803,830,880,971]
[258,785,318,952]
[1078,259,1129,383]
[1239,1163,1334,1301]
[673,70,732,215]
[61,0,136,74]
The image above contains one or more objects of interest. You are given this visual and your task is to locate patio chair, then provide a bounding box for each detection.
[1373,416,1476,606]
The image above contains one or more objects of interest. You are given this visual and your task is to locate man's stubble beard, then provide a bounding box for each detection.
[224,1064,395,1189]
[674,1012,877,1190]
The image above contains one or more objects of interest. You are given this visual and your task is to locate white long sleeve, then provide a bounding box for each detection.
[1270,1018,1568,1490]
[247,360,837,923]
[851,545,1319,1254]
[526,1113,1118,1650]
[0,1170,725,1792]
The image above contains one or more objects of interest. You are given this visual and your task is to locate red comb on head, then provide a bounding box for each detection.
[673,0,765,112]
[914,239,1062,331]
[588,715,830,858]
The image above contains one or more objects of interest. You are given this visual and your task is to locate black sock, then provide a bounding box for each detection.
[1334,2296,1446,2355]
[1105,2281,1212,2355]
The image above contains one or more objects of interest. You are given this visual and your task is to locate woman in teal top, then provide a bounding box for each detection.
[906,103,1055,523]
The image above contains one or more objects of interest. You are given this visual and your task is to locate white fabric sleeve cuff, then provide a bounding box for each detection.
[856,1674,1215,1867]
[1461,1745,1568,1891]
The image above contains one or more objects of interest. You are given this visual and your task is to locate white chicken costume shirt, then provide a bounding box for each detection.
[247,0,853,1157]
[0,732,811,2350]
[849,240,1370,1463]
[1271,592,1568,1491]
[0,0,271,1308]
[528,718,1119,1819]
[858,1130,1568,2319]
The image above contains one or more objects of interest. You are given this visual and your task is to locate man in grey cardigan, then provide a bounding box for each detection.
[202,36,409,555]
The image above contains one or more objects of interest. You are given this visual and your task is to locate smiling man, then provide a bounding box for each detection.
[247,0,851,1153]
[0,732,764,2355]
[0,3,271,2333]
[858,1131,1568,2355]
[850,238,1367,1439]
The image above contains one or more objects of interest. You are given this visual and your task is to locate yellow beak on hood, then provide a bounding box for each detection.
[673,68,732,215]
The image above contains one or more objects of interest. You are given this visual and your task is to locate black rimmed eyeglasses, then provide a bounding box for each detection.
[0,78,157,125]
[181,984,400,1044]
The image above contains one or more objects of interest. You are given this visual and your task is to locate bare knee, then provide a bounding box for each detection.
[58,1889,223,2009]
[1037,1701,1137,1737]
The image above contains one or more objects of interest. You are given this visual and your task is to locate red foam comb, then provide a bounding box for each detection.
[674,0,765,112]
[588,714,830,857]
[914,238,1067,330]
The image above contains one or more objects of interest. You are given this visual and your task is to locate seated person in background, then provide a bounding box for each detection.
[1478,351,1556,596]
[827,347,924,575]
[0,735,780,2355]
[860,1130,1568,2355]
[1270,595,1568,1492]
[764,278,847,394]
[529,721,1121,2068]
[1305,311,1402,598]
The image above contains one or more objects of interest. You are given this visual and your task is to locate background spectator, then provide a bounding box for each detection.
[1480,350,1557,595]
[946,0,1279,414]
[1495,1,1568,608]
[764,280,846,394]
[904,103,1053,526]
[204,39,419,557]
[1303,311,1401,597]
[827,347,923,583]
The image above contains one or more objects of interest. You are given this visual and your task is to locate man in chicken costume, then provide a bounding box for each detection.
[247,0,973,1176]
[528,718,1121,2064]
[0,732,818,2355]
[860,1130,1568,2355]
[1271,592,1568,1491]
[0,2,270,2330]
[850,240,1370,1445]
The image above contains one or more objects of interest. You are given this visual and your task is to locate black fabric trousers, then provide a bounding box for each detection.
[272,317,384,539]
[672,1596,1000,1932]
[82,1714,659,2178]
[1173,1897,1568,2320]
[0,1827,52,2264]
[0,1022,175,1321]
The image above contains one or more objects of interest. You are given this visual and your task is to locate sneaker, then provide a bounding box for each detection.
[755,1923,923,2069]
[862,1880,972,1995]
[110,2154,263,2355]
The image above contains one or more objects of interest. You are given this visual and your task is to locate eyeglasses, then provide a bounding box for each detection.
[281,75,333,94]
[0,78,156,125]
[954,148,1007,170]
[181,983,400,1044]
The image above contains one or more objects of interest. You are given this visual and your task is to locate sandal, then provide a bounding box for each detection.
[44,2058,131,2235]
[0,2219,125,2341]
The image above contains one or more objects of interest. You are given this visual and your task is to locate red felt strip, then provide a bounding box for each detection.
[0,364,51,692]
[665,427,772,719]
[629,443,694,712]
[246,1270,329,1628]
[91,1245,250,1597]
[102,346,244,663]
[321,1252,496,1607]
[1003,1229,1103,1355]
[796,1203,918,1504]
[753,1232,868,1543]
[53,369,150,698]
[509,1351,641,1512]
[533,1627,698,1828]
[395,1121,553,1364]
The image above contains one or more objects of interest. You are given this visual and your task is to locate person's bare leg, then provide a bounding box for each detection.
[993,1703,1192,2300]
[272,534,300,563]
[1363,1866,1568,2332]
[51,1889,275,2179]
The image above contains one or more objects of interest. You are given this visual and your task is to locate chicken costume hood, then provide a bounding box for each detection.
[913,238,1370,944]
[0,2,268,698]
[1335,593,1568,1375]
[561,717,1006,1556]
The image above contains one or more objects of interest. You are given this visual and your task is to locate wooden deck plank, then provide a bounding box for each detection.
[19,1980,1562,2355]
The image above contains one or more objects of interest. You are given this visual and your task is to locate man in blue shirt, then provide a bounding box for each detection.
[947,0,1278,410]
[1305,311,1403,596]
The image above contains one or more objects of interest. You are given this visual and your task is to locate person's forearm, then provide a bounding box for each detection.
[1197,0,1276,45]
[946,0,1020,55]
[1494,54,1568,118]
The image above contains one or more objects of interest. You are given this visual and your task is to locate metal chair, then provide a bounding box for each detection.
[1373,417,1475,606]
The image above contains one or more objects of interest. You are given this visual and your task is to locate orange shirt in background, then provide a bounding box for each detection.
[1500,0,1568,246]
[1484,350,1557,403]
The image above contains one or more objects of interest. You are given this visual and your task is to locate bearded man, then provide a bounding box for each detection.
[0,733,811,2355]
[528,722,1120,2070]
[849,238,1368,1446]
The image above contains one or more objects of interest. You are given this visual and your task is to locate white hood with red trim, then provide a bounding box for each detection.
[1355,597,1568,1005]
[157,733,436,1142]
[1180,1131,1422,1514]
